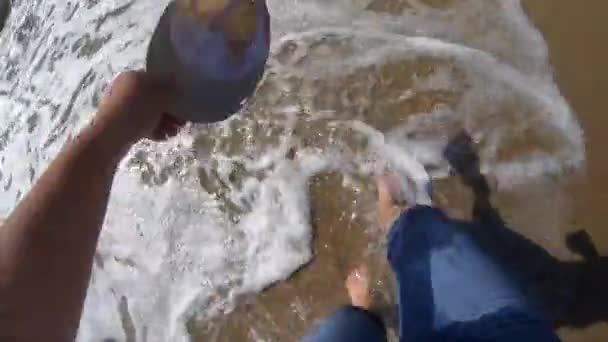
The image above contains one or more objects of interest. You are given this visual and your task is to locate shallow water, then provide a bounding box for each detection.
[0,0,586,341]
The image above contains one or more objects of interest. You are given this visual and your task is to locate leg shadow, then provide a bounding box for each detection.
[443,132,608,329]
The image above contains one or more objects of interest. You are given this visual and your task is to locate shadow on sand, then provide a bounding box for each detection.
[444,132,608,329]
[0,0,9,33]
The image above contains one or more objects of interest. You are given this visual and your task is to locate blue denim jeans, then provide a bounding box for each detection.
[304,206,560,342]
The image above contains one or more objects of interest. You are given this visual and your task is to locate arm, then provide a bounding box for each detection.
[0,71,176,341]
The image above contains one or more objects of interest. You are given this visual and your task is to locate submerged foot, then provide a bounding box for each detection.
[376,175,409,233]
[346,265,372,310]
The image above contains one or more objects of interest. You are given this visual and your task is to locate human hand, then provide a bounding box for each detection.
[96,71,184,145]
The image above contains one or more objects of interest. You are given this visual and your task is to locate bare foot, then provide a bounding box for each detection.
[377,176,408,232]
[346,265,372,310]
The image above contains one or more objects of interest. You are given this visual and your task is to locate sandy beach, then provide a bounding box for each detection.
[525,1,608,340]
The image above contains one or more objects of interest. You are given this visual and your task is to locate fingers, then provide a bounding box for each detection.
[108,71,177,115]
[128,72,182,141]
[151,113,186,141]
[98,71,180,143]
[135,71,178,112]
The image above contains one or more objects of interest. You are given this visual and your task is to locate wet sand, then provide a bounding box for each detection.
[525,1,608,340]
[191,173,399,341]
[524,1,608,249]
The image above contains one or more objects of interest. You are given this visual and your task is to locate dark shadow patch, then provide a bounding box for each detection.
[119,296,137,342]
[444,131,608,329]
[94,1,135,32]
[71,33,112,58]
[0,0,10,33]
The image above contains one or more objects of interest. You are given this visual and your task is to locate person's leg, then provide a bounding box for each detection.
[436,307,560,342]
[377,177,547,341]
[377,176,436,340]
[303,266,387,342]
[385,205,438,340]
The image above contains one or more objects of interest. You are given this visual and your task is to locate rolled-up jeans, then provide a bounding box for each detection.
[304,206,560,342]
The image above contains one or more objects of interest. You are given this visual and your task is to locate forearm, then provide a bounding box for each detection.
[0,115,132,341]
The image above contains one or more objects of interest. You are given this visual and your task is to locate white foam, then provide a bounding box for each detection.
[0,0,585,341]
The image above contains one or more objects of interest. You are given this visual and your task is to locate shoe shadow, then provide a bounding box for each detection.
[444,132,608,329]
